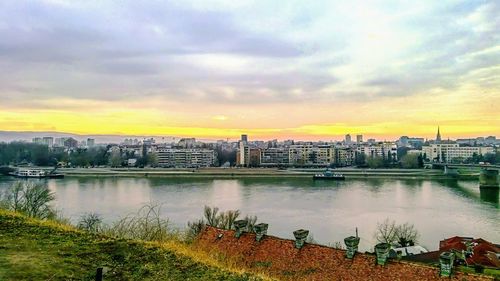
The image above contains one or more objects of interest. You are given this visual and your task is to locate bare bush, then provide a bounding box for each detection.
[185,219,205,242]
[374,218,419,247]
[77,212,103,233]
[396,222,419,247]
[0,181,56,219]
[186,206,258,241]
[103,204,178,242]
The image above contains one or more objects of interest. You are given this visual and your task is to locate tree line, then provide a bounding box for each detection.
[0,142,157,167]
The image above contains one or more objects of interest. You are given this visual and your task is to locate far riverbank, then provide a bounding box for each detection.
[18,167,481,180]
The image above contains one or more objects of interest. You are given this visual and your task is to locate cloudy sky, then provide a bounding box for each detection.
[0,0,498,140]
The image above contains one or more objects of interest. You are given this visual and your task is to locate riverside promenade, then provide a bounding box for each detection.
[23,167,482,179]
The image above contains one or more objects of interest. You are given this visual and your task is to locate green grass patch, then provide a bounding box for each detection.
[0,210,263,281]
[457,265,500,279]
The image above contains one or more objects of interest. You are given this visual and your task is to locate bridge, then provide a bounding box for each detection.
[430,163,500,188]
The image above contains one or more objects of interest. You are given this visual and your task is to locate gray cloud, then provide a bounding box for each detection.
[0,0,498,107]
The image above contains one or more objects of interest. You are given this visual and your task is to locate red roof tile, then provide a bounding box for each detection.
[196,227,494,281]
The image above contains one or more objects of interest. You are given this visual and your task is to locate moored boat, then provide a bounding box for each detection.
[313,168,345,180]
[9,168,64,179]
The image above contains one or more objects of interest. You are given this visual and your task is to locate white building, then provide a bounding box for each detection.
[356,142,398,160]
[288,144,335,166]
[422,143,494,163]
[156,148,216,168]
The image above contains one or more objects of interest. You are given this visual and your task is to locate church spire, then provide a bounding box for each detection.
[436,126,442,143]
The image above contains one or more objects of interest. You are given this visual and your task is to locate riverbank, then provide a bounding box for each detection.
[0,209,267,281]
[46,167,481,180]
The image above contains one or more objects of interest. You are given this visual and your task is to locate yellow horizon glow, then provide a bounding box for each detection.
[1,84,498,140]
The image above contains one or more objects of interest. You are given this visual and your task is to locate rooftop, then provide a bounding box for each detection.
[196,226,494,281]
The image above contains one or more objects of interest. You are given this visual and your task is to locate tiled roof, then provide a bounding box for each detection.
[439,237,500,268]
[196,226,493,281]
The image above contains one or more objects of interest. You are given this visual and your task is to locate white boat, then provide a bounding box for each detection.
[10,169,47,178]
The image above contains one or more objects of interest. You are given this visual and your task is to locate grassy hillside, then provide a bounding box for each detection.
[0,209,265,281]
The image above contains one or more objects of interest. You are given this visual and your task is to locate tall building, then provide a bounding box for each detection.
[356,135,363,144]
[42,137,54,147]
[64,137,78,148]
[87,138,95,147]
[436,126,442,143]
[241,134,248,143]
[345,134,352,144]
[54,137,68,147]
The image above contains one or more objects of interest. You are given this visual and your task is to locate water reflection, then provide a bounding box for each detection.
[0,176,498,251]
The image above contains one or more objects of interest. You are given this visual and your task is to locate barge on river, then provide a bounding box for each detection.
[313,168,345,180]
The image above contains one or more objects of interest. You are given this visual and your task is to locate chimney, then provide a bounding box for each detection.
[233,220,248,238]
[293,229,309,249]
[439,251,455,277]
[253,223,268,242]
[374,243,390,265]
[344,236,360,259]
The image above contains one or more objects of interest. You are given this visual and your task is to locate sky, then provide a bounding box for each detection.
[0,0,499,141]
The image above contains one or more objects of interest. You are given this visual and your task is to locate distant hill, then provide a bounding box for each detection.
[0,130,180,144]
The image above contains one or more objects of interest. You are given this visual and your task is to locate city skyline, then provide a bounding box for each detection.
[0,1,499,139]
[1,127,498,144]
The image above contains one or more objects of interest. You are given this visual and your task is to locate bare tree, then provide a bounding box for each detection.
[395,222,419,247]
[374,219,420,247]
[374,218,398,244]
[1,181,55,219]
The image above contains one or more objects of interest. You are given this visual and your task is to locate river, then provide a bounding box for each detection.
[0,176,498,251]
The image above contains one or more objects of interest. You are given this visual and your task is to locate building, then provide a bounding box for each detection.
[398,136,425,148]
[32,137,43,144]
[42,137,54,147]
[335,147,355,166]
[241,134,248,143]
[86,138,95,147]
[356,142,397,160]
[63,137,78,148]
[422,143,494,163]
[405,236,500,269]
[260,148,290,166]
[356,135,363,144]
[457,136,498,146]
[436,126,442,143]
[288,144,335,166]
[178,138,196,148]
[237,141,249,166]
[54,137,67,147]
[248,148,261,167]
[156,148,216,168]
[345,134,352,145]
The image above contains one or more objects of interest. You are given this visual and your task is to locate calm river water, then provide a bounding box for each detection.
[0,176,498,251]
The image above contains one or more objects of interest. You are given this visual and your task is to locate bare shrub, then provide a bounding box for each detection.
[186,206,258,242]
[103,204,178,242]
[396,222,419,247]
[0,181,56,219]
[77,212,103,233]
[374,218,419,247]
